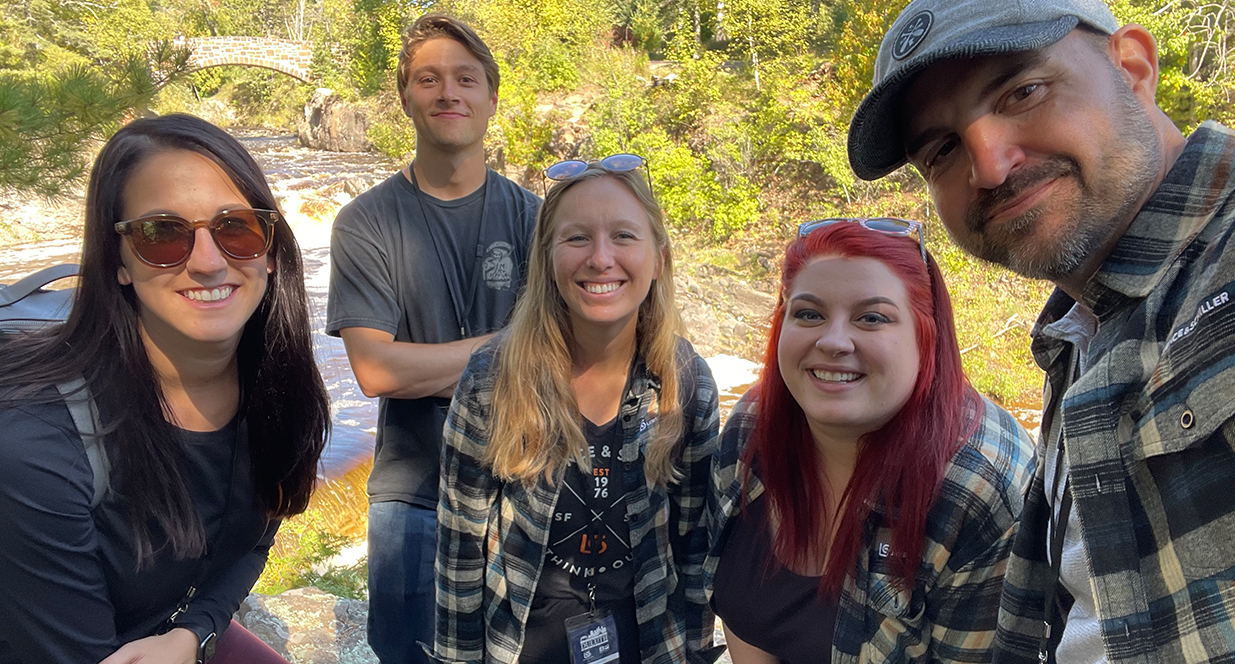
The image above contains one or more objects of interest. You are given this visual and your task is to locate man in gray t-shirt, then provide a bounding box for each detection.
[325,14,538,664]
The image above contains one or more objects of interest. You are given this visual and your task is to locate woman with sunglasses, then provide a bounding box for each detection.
[0,114,329,664]
[706,221,1034,663]
[432,159,721,664]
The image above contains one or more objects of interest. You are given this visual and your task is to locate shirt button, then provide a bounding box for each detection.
[1181,409,1195,429]
[624,462,632,471]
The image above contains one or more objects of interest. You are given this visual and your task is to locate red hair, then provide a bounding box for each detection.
[743,222,981,593]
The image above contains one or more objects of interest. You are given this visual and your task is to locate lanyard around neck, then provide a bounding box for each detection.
[409,166,489,338]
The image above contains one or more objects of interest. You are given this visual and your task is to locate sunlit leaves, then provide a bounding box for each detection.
[0,44,189,196]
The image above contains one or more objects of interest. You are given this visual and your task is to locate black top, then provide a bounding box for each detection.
[326,169,539,508]
[712,495,839,664]
[520,417,640,664]
[0,394,277,664]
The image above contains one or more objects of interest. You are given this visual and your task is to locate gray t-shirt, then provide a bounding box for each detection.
[326,168,539,507]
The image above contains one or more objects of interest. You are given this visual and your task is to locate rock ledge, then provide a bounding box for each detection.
[236,587,378,664]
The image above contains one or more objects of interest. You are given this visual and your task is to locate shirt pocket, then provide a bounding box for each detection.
[862,569,926,664]
[867,569,920,620]
[1128,340,1235,577]
[1128,322,1235,463]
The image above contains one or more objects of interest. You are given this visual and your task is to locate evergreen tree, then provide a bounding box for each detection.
[0,42,189,197]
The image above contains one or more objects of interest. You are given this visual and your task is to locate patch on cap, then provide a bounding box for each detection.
[892,11,934,61]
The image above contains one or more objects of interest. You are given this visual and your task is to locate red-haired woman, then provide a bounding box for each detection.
[705,220,1035,663]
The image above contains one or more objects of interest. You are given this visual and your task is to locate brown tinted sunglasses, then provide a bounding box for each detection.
[115,208,280,268]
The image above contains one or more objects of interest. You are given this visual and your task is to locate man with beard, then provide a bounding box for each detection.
[849,1,1235,662]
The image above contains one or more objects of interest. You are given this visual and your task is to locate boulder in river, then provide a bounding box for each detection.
[299,89,372,153]
[235,587,378,664]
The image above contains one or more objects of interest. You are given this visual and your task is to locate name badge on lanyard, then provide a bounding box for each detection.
[565,607,621,664]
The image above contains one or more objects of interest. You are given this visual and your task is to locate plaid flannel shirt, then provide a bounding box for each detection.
[433,336,723,664]
[705,391,1035,663]
[992,121,1235,664]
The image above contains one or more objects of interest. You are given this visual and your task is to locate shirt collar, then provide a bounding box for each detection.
[1079,121,1235,317]
[1032,121,1235,346]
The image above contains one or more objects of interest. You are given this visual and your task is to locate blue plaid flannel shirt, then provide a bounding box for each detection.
[993,121,1235,664]
[706,391,1034,663]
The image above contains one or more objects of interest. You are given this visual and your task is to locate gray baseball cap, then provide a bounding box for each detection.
[847,0,1119,181]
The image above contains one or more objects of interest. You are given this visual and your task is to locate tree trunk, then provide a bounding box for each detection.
[748,17,759,91]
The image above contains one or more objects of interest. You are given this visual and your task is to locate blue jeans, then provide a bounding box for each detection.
[368,501,436,664]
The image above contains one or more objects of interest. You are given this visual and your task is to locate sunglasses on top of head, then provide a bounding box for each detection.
[541,153,653,195]
[115,208,281,268]
[797,217,928,265]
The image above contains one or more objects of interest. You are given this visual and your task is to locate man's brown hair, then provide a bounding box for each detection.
[397,14,500,98]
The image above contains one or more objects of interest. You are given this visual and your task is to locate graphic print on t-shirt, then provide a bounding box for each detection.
[548,423,632,582]
[482,241,514,290]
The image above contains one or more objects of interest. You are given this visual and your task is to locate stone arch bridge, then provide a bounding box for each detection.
[177,36,317,83]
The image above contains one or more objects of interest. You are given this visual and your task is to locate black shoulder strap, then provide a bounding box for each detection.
[0,264,79,307]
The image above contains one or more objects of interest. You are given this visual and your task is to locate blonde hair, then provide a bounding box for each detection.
[487,165,685,486]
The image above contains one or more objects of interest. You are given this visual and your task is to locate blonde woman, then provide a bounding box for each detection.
[431,158,721,664]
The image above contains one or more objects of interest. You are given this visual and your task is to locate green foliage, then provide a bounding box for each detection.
[0,43,190,196]
[311,40,352,95]
[659,35,726,133]
[217,66,314,127]
[457,0,609,92]
[190,68,226,97]
[827,0,910,119]
[151,80,203,116]
[255,508,368,600]
[586,48,655,144]
[367,103,417,159]
[1111,1,1235,130]
[80,0,175,62]
[617,0,668,54]
[591,121,760,238]
[0,0,92,68]
[493,63,557,171]
[524,40,579,91]
[348,0,424,93]
[927,237,1038,400]
[716,0,810,87]
[0,0,197,196]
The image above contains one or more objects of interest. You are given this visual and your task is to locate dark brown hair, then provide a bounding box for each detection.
[0,114,330,564]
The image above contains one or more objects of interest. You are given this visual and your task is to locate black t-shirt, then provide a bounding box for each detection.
[0,396,277,664]
[520,418,640,664]
[712,495,839,663]
[326,169,539,508]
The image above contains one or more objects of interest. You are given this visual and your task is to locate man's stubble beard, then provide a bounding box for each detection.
[959,78,1162,282]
